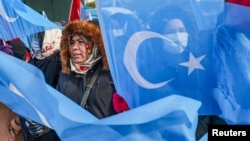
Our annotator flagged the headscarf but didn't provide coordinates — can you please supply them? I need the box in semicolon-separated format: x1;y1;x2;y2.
60;20;109;74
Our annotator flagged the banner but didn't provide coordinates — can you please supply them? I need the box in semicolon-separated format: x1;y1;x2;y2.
0;51;200;140
69;0;82;21
0;0;60;40
96;0;250;124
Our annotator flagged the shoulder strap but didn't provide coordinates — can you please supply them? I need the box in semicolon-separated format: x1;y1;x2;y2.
80;66;101;108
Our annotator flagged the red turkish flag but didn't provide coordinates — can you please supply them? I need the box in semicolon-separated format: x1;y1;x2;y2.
227;0;250;7
69;0;82;21
226;0;250;30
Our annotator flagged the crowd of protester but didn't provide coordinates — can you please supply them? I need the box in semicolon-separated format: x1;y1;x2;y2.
2;0;246;140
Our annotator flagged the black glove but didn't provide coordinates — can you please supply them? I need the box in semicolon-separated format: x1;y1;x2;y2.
25;119;51;137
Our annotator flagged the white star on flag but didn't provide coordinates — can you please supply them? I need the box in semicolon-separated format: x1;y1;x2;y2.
179;53;206;75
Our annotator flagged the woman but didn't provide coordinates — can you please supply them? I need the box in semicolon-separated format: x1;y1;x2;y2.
57;20;129;119
22;20;129;140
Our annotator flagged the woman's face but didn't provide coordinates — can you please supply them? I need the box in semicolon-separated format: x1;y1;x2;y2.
69;35;91;64
162;19;189;54
164;19;186;34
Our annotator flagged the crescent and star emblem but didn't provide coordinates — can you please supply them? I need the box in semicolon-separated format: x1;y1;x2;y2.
0;1;19;22
124;31;206;89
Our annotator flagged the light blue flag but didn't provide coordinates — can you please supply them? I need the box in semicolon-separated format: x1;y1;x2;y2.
189;0;224;31
211;1;250;124
61;94;201;141
198;133;208;141
0;51;201;140
213;20;250;123
96;0;250;125
0;51;98;136
96;0;220;115
81;5;98;21
0;0;60;40
224;0;250;31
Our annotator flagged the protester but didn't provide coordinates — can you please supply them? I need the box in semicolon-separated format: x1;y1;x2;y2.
150;5;227;140
18;29;62;141
29;28;62;88
57;20;129;118
0;103;24;141
7;38;32;62
150;4;197;54
0;40;24;141
19;20;129;140
148;5;197;90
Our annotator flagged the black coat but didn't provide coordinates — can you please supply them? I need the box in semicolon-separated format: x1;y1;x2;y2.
29;51;61;88
56;64;117;119
20;52;61;141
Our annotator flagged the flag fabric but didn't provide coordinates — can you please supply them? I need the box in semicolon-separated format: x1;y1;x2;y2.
80;5;88;20
0;0;60;41
224;0;250;31
61;94;200;141
0;51;201;140
198;133;208;141
69;0;82;21
96;0;250;125
189;0;224;30
213;16;250;124
0;51;97;134
212;0;250;124
2;0;250;140
80;5;98;21
96;0;219;113
227;0;250;6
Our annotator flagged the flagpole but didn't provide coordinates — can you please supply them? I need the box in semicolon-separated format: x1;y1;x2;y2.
68;0;74;21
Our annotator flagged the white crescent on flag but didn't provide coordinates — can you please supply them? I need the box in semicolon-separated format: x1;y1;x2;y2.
124;31;174;89
0;2;18;22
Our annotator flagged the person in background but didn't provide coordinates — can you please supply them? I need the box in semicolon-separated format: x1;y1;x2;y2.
18;29;62;141
7;38;31;62
150;4;227;140
29;28;62;88
0;39;24;141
